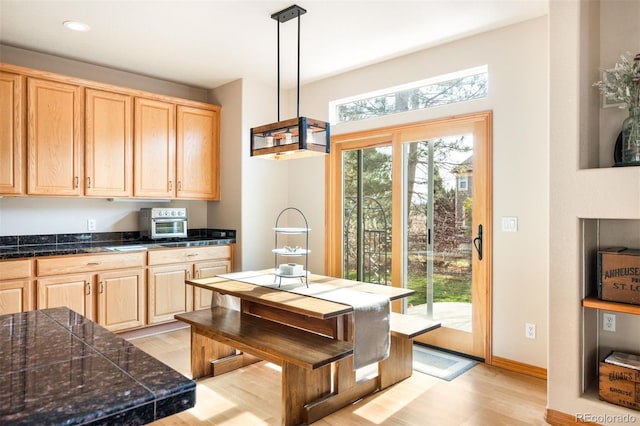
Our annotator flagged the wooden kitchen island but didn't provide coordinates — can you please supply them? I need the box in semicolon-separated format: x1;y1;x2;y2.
176;271;440;425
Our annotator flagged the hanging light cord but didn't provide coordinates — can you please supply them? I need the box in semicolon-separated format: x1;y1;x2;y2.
277;20;281;122
296;11;301;118
275;9;303;121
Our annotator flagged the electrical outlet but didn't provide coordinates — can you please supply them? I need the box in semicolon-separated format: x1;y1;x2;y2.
87;219;96;231
525;323;536;339
603;313;616;332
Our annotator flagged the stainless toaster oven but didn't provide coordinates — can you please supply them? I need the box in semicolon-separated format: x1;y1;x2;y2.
140;208;187;239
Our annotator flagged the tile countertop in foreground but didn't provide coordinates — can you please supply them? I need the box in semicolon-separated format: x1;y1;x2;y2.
0;307;196;425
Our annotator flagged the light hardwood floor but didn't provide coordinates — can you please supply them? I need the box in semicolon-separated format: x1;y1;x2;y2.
130;327;548;425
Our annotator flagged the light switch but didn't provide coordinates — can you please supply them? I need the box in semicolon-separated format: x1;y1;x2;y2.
502;216;518;232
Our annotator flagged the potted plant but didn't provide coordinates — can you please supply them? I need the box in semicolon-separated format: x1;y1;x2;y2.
594;52;640;166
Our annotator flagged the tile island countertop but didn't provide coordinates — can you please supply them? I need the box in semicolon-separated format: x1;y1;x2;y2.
0;307;195;425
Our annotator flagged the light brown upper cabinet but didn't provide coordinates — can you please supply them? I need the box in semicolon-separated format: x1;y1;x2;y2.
176;105;220;200
134;97;176;198
85;88;133;197
1;63;221;200
135;99;221;200
27;77;83;196
0;71;25;195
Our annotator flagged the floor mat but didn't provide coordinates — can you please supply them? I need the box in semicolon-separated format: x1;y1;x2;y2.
413;345;476;381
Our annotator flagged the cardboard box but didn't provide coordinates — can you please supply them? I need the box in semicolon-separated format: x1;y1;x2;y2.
597;248;640;305
599;354;640;411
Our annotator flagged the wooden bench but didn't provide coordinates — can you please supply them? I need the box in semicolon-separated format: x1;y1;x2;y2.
304;312;441;424
379;312;441;389
175;307;353;426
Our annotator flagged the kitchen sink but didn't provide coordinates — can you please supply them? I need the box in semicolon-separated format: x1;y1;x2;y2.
105;245;148;252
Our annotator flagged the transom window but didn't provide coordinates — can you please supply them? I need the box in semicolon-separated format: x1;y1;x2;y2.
330;65;488;124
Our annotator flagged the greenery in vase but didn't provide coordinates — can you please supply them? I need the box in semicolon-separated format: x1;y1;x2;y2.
593;52;640;107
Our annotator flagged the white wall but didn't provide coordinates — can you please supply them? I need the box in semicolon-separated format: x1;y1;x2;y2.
288;17;549;368
548;0;640;421
208;79;244;269
0;45;209;101
0;197;207;236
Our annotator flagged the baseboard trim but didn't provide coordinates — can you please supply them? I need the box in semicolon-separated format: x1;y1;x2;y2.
491;356;547;380
545;408;600;425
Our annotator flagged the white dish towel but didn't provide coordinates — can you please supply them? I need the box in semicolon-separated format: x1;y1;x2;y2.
292;284;391;370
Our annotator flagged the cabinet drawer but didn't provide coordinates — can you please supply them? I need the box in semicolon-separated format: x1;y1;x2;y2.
148;245;231;265
37;252;146;276
0;259;33;280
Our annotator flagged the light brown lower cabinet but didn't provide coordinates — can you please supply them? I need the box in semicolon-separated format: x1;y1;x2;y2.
37;273;95;320
192;260;231;311
147;245;233;324
97;269;145;332
147;264;193;324
5;244;233;330
36;252;146;330
0;259;33;315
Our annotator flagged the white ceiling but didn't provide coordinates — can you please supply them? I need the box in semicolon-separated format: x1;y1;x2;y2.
0;0;548;90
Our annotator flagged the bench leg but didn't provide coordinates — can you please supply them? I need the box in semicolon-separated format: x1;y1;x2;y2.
190;327;236;379
379;334;413;389
281;361;331;426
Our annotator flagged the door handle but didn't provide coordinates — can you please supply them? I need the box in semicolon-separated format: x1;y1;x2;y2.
473;224;483;261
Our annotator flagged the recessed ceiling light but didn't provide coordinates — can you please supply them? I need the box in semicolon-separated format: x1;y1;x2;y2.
63;20;90;32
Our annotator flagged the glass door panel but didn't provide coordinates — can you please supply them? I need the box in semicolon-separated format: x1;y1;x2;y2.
342;146;393;284
403;135;474;333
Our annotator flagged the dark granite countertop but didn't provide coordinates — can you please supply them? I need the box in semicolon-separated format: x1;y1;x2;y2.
0;229;236;260
0;307;195;425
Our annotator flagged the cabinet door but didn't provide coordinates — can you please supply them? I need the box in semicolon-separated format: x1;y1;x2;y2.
176;105;220;200
85;89;132;197
27;78;83;196
0;279;32;315
0;71;25;195
37;273;94;320
97;269;145;332
134;98;175;198
147;264;192;324
192;260;231;311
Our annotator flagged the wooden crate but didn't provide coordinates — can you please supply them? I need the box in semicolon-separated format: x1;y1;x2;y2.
599;361;640;411
597;248;640;305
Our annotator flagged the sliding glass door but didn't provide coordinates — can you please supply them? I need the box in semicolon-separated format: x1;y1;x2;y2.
327;113;492;359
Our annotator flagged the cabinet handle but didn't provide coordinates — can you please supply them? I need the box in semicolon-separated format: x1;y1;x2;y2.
87;262;101;266
75;176;79;189
178;181;182;191
186;271;191;280
87;177;91;189
99;281;104;294
196;271;201;279
86;282;91;295
187;253;198;257
169;180;173;191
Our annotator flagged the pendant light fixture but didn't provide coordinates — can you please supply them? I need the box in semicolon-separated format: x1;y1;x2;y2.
250;4;330;159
